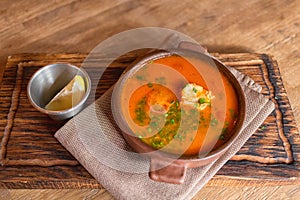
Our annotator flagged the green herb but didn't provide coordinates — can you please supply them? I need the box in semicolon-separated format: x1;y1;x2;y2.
147;82;153;88
199;98;206;104
136;75;145;81
155;77;166;85
174;134;183;141
150;121;158;128
219;134;225;140
190;109;197;115
224;121;229;127
138;135;143;139
178;134;183;140
229;108;236;119
148;60;154;64
260;125;267;130
200;115;205;122
134;97;149;125
210;117;218;126
219;127;227;140
170;118;175;124
142;98;183;150
192;87;198;93
151;139;164;148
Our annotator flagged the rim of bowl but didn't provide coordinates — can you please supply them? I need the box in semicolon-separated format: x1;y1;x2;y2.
27;63;91;116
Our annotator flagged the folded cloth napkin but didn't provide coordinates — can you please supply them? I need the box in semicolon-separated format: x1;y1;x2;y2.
55;67;274;200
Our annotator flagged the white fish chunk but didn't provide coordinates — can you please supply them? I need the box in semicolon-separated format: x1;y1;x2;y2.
181;83;214;110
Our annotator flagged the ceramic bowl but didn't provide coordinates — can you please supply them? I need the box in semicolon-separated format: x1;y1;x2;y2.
111;46;246;184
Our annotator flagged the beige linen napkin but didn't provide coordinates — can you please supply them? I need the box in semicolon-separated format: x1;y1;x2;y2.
55;67;274;200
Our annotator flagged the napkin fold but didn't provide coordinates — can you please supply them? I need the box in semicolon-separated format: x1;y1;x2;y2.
55;66;274;200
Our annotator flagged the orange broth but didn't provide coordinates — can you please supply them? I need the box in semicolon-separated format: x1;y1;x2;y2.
121;55;239;156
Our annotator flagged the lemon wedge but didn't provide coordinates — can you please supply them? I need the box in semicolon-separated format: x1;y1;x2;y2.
45;75;86;111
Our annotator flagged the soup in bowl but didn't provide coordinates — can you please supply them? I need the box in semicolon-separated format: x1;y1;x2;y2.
111;48;245;184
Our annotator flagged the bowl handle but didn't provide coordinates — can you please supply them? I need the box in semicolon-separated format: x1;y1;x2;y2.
178;41;208;54
149;157;187;184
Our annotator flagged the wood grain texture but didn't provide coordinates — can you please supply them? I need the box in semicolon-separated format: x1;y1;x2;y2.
0;0;299;199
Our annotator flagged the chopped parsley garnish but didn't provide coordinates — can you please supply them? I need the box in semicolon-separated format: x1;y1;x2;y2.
170;118;175;124
134;97;149;125
219;127;228;140
199;98;206;104
210;117;218;127
155;77;166;85
219;134;225;140
229;108;237;119
175;101;179;108
136;75;145;81
260;125;267;130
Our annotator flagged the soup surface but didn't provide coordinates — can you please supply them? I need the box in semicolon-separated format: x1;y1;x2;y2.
121;54;239;156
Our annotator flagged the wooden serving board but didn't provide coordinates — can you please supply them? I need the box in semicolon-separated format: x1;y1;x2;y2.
0;52;299;189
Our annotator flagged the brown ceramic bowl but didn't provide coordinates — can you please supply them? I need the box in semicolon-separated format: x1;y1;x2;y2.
111;44;246;184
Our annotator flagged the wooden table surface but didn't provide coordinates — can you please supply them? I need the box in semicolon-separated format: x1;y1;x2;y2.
0;0;299;199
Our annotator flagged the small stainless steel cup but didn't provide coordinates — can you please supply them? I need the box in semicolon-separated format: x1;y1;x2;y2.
27;63;91;120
